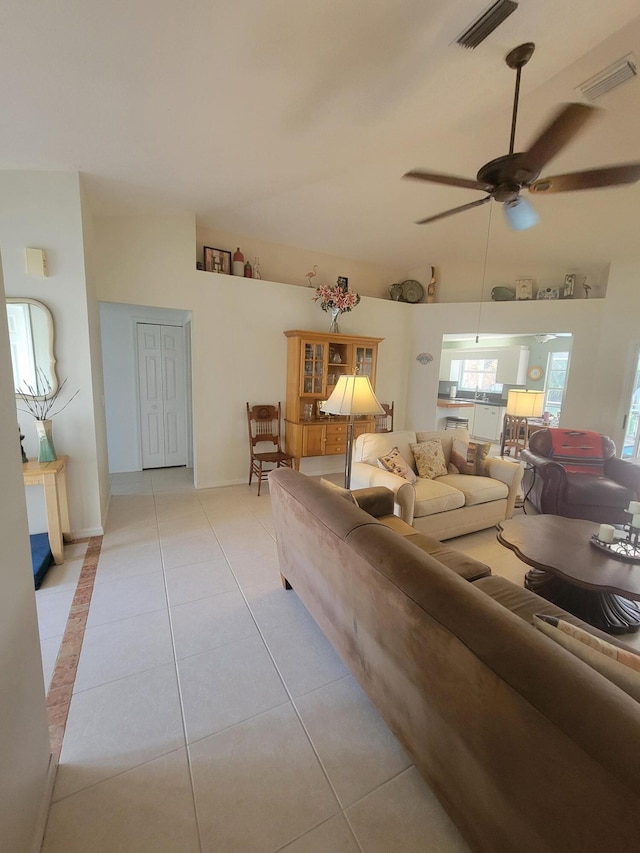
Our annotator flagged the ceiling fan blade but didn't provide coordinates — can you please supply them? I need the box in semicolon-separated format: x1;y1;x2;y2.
404;170;491;192
415;196;490;225
530;162;640;193
520;103;598;175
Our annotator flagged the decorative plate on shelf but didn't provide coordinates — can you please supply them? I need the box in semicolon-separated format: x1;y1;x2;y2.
528;365;544;381
401;279;424;303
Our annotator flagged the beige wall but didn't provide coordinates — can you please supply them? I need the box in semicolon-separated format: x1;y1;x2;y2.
196;224;405;300
1;171;108;537
0;255;53;853
97;215;410;485
99;210;640;483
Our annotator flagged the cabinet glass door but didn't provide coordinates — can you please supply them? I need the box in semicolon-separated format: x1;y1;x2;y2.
302;342;326;395
355;346;374;378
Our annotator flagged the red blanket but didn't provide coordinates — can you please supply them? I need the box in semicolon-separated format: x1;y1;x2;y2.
549;429;605;474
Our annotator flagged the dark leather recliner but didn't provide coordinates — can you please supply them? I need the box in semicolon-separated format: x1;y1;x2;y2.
521;428;640;524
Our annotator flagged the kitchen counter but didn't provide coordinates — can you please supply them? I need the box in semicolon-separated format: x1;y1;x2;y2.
437;398;475;409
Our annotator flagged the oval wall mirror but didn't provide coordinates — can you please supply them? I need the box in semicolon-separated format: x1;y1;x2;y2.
6;298;58;397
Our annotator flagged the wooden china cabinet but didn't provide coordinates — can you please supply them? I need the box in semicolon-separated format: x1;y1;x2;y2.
284;329;383;467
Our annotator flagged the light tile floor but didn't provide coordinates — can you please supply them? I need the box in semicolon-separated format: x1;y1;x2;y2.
35;467;552;852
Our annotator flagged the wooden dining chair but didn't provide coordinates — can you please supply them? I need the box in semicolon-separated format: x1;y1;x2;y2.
374;402;394;433
246;402;294;495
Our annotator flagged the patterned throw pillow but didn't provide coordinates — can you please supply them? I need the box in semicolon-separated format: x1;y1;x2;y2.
377;447;417;483
410;440;447;480
534;614;640;702
448;438;492;476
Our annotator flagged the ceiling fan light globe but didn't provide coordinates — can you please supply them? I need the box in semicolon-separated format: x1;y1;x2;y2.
503;197;539;230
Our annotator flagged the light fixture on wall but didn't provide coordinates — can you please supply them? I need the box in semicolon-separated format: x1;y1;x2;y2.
321;375;384;489
534;334;557;344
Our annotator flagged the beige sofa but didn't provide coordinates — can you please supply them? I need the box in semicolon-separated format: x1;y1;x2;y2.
269;468;640;853
350;428;523;539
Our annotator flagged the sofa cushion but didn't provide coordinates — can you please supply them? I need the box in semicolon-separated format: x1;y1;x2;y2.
378;447;417;483
404;531;491;581
411;439;448;480
448;438;491;476
436;473;508;506
319;478;358;505
413;477;465;517
565;473;634;509
356;431;417;469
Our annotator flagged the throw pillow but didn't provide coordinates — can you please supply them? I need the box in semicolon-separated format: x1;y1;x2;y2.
377;447;417;484
534;614;640;703
319;478;359;505
448;438;491;476
410;439;447;480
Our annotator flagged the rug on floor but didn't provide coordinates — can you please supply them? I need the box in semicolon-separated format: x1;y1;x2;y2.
31;532;53;589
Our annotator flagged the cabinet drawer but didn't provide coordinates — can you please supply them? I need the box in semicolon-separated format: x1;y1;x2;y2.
326;423;348;438
325;441;347;455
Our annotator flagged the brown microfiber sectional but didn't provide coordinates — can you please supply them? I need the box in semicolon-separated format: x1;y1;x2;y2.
269;467;640;853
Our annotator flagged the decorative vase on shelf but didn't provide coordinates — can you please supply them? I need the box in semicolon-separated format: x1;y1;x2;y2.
35;419;57;463
329;307;341;333
232;247;245;276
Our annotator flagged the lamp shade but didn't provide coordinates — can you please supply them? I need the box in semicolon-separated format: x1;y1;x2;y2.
506;389;545;418
503;196;539;231
321;375;384;416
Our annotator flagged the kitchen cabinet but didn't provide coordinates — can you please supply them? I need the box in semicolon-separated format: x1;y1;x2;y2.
495;347;529;384
472;404;506;442
284;330;383;466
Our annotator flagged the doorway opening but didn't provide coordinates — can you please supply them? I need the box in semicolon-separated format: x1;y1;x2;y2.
99;302;193;475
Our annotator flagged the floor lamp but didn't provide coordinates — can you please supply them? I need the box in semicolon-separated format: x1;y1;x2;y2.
321;375;384;489
501;389;545;457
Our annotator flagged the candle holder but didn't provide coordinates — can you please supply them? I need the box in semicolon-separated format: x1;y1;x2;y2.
590;511;640;563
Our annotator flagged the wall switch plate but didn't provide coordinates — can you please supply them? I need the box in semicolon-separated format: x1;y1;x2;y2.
25;247;47;276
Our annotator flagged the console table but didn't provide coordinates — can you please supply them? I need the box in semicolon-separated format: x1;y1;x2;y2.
22;456;70;564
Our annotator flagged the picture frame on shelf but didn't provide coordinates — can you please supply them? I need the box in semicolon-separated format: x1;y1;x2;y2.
515;279;534;300
563;274;576;298
204;247;231;274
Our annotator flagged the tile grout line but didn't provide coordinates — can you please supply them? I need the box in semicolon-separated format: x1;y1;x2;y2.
46;535;103;761
152;473;205;853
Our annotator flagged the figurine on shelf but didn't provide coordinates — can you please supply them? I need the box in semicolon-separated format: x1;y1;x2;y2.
426;266;436;303
253;257;261;280
305;265;318;287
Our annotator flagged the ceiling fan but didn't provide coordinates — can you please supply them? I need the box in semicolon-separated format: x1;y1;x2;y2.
404;43;640;230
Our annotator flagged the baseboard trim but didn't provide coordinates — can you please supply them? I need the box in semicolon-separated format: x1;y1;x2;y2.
30;752;57;853
71;525;104;538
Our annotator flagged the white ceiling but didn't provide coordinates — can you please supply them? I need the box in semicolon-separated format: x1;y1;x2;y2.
2;1;640;271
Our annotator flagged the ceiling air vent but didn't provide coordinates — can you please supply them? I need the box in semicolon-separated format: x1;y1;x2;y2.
576;54;637;102
456;0;518;49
